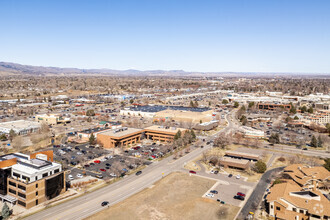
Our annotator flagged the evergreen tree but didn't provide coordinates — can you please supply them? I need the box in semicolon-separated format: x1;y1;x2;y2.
174;130;182;140
234;102;239;108
190;129;196;140
254;160;267;173
1;202;10;220
307;107;314;114
89;133;96;145
317;136;323;148
324;158;330;171
222;99;229;104
9;129;16;142
310;135;317;148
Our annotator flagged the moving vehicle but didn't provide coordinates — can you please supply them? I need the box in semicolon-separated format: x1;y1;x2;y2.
228;174;233;178
189;170;196;174
136;171;142;176
101;201;109;206
210;190;218;194
236;174;241;179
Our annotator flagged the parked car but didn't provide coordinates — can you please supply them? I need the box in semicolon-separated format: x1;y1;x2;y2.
189;170;196;174
228;174;233;178
214;170;219;174
136;171;142;176
237;192;246;197
234;195;245;200
236;174;241;179
77;174;83;178
206;193;214;198
95;174;103;179
210;190;218;194
68;175;74;180
100;169;106;172
94;160;101;164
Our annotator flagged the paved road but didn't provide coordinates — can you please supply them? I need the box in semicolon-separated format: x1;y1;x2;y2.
237;166;285;219
24;142;216;220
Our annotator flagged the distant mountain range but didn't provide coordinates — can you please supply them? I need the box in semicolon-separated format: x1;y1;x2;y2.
0;61;329;77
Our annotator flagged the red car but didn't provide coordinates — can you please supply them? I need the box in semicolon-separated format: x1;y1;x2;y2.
237;192;246;197
94;160;101;164
100;169;106;172
189;170;196;174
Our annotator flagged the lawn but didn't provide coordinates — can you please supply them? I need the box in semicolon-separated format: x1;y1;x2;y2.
86;172;239;220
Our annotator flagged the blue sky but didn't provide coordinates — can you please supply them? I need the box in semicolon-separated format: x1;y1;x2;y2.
0;0;329;73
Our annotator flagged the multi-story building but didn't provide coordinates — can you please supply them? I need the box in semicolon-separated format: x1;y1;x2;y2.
97;127;143;148
144;126;186;143
0;151;65;209
257;103;291;111
266;164;330;220
306;110;330;126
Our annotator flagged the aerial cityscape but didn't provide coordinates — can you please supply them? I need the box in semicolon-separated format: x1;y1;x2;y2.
0;1;329;220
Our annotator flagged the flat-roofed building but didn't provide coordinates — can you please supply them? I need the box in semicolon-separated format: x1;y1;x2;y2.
225;150;260;161
76;127;112;142
0;151;65;209
35;114;71;125
144;125;186;143
0;120;41;135
239;126;265;138
97;127;143;148
257;103;291;111
219;157;251;170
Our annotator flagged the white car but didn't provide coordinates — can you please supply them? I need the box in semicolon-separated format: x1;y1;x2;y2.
77;174;83;178
77;152;82;155
68;175;74;180
206;193;214;198
210;170;215;174
236;174;241;179
100;158;107;162
110;173;117;177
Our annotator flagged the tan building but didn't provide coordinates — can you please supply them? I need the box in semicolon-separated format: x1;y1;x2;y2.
224;150;260;161
97;127;143;148
0;151;65;209
283;164;330;190
144;126;186;143
219;157;251;170
266;180;330;220
35;114;71;125
154;109;214;123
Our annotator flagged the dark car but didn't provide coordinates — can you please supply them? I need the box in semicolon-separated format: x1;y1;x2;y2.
136;171;142;176
84;164;90;168
210;190;218;194
89;162;95;166
75;147;80;150
234;195;245;201
228;174;233;178
214;170;219;174
303;148;308;150
89;145;95;149
189;170;196;174
71;161;77;165
101;201;109;206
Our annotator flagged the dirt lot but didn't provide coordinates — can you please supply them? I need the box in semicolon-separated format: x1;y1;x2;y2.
86;172;239;220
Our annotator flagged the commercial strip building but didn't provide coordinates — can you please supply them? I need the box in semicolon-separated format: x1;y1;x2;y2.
224;151;260;161
0;151;65;209
194;120;219;131
0;120;41;135
257;103;291;111
120;105;214;123
266;165;330;220
97;127;143;148
239;126;265;138
35;114;71;125
76;127;112;142
219;157;251;170
144;126;186;143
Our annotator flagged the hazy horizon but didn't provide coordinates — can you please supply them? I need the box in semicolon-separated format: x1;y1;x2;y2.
1;0;330;73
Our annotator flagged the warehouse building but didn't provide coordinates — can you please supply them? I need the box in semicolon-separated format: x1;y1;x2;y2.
0;120;41;135
0;150;65;209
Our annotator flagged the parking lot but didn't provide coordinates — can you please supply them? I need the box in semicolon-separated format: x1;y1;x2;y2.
203;181;251;207
52;143;169;182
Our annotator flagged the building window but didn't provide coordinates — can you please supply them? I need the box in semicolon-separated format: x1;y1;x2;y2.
18;200;26;207
9;181;16;187
300;210;304;214
271;205;273;209
54;169;59;174
276;207;281;211
18;184;26;190
36;191;38;196
36;199;38;205
13;172;20;178
293;208;297;212
36;183;38;188
18;192;26;199
42;173;48;178
9;188;16;195
21;175;30;182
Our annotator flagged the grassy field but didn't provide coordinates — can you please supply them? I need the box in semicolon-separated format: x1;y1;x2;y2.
86;172;239;220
